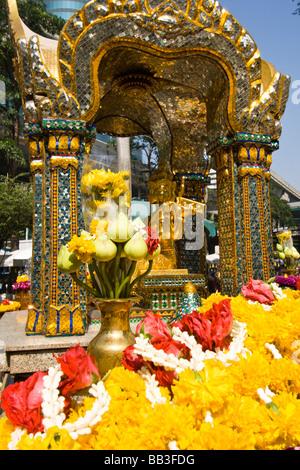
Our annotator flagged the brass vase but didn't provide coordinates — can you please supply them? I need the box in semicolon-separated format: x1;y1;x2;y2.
87;297;140;377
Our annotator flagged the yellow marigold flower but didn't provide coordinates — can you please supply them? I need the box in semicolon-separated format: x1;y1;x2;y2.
172;362;234;418
104;367;147;400
68;234;96;264
227;351;271;398
0;418;15;450
196;421;254;450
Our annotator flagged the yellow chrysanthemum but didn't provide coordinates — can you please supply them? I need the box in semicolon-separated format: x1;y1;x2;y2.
68;234;96;264
172;362;234;418
81;169;129;199
0;418;15;450
89;219;109;237
276;231;291;243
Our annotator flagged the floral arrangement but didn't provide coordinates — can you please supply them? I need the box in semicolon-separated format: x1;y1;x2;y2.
274;231;300;274
2;280;300;450
0;299;21;313
12;275;31;291
58;168;161;299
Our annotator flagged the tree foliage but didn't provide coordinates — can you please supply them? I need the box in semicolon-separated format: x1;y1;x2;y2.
0;177;33;250
270;192;294;230
0;0;64;245
0;0;65;179
293;0;300;15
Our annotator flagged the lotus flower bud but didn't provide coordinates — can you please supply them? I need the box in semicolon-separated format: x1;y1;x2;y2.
123;232;148;261
292;248;300;260
146;244;161;260
284;247;293;257
276;244;283;252
94;234;117;261
57;245;82;273
278;252;286;260
107;213;135;242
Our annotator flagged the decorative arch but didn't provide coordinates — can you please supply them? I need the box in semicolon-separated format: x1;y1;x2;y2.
5;0;291;331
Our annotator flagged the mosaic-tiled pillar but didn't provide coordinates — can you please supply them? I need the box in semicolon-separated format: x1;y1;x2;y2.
25;124;47;332
212;134;277;296
235;141;275;283
25;119;96;335
212;145;245;296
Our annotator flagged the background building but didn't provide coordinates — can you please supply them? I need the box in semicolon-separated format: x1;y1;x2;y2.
44;0;88;21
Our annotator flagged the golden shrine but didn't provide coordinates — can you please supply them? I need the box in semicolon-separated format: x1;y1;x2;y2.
5;0;290;334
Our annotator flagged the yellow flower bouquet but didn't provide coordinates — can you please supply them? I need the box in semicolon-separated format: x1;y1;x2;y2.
57;169;161;299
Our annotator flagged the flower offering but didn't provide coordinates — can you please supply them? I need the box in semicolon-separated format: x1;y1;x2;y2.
2;285;300;450
58;169;160;299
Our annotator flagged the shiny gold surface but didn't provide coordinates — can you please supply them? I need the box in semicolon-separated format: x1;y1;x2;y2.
183;282;198;294
88;298;139;377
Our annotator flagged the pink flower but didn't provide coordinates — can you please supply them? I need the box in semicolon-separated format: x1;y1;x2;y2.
1;371;46;434
241;279;275;305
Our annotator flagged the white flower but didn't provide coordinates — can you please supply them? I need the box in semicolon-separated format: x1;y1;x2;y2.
168;440;179;450
265;343;282;359
42;365;65;432
64;381;111;440
133;335;190;373
205;411;214;427
138;368;167;406
8;427;26;450
257;387;274;404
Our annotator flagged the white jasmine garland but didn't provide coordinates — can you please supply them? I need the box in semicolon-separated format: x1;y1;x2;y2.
42;365;66;432
205;411;214;427
257;386;275;405
270;283;287;300
64;381;111;440
138;367;167;406
168;440;179;450
133;335;191;373
8;427;26;450
171;320;249;370
265;343;283;359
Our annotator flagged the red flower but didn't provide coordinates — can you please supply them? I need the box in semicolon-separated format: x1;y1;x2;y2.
136;311;172;344
1;371;46;434
122;345;143;372
297;276;300;291
2;299;11;305
206;299;233;350
241;279;275;305
173;299;233;352
173;313;213;351
54;345;100;397
148;364;177;390
145;227;160;255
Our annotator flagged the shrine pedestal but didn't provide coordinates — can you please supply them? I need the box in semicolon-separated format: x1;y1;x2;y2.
134;270;208;315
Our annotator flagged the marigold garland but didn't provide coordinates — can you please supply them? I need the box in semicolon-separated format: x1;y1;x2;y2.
1;289;300;450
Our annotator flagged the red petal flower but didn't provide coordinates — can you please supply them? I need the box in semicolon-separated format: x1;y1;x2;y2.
1;371;46;434
136;311;172;344
145;227;160;255
54;344;100;396
122;345;143;372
